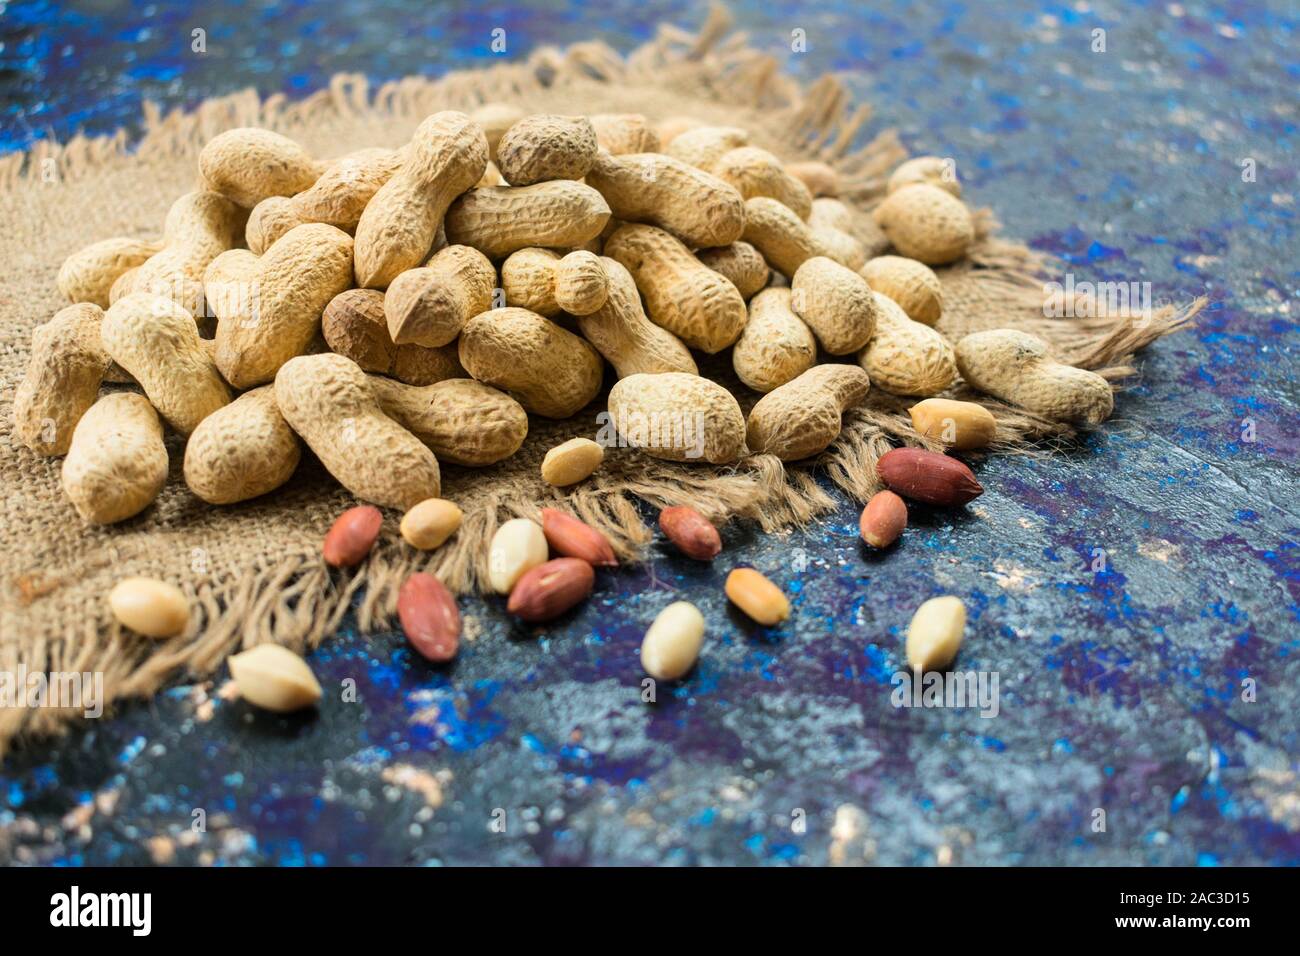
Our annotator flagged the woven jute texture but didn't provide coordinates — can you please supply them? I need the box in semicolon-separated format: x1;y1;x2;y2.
0;7;1201;755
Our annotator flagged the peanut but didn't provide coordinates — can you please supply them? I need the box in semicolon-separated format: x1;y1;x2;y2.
665;125;748;169
876;447;983;507
732;288;816;393
860;255;943;326
588;113;661;155
541;438;605;487
641;601;705;681
274;354;441;509
888;156;961;197
458;307;603;418
857;291;957;397
607;372;747;464
108;266;139;305
322;289;465;385
62;392;168;524
227;644;323;712
507;557;595;623
905;595;967;671
659;506;722;560
746;364;870;461
955;329;1114;425
786;160;839;198
707;146;813;219
655;115;705;146
725;568;790;625
585;151;746;249
496;114;598;185
741;196;834;278
540;508;616;567
132;190;244;316
384;244;496;346
398;573;462;663
13;304;110;456
322;505;383;568
501;248;609;317
791;256;879;355
57;236;162;308
807;199;869;270
354;111;488;288
697;241;769;300
574;256;697;377
108;578;190;638
199;127;320;208
471;103;525;162
245;147;403;253
183;386;301;504
400;498;463;550
859;490;907;548
367;376;528;466
487;518;549;594
604;223;746;353
207;222;355;388
101;293;231;435
445;179;610;259
872;183;974;265
908;398;997;450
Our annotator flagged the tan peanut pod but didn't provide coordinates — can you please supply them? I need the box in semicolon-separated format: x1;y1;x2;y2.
13;304;110;456
604;223;746;354
665;125;749;169
741;196;835;278
576;257;698;378
861;255;943;326
501;248;608;316
322;289;465;385
458;307;604;418
62;392;168;525
108;266;139;305
496;114;598;186
697;241;769;300
732;289;816;393
746;364;871;461
955;329;1114;425
384;245;495;347
471;103;526;162
607;373;746;465
207;222;355;389
888;156;961;197
275;353;441;509
707;147;813;220
857;291;957;397
102;293;231;435
444;181;611;259
786;160;839;198
354;111;488;288
585;151;745;250
57;237;162;308
132;190;244;317
199;128;320;208
872;184;974;265
245;147;404;254
368;376;528;467
810;198;882;248
790;256;879;355
656;115;706;146
588;113;661;155
183;386;302;504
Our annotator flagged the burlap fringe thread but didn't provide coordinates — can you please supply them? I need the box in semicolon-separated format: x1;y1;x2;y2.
0;4;1203;754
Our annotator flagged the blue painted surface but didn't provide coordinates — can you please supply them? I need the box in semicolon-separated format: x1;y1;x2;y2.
1;0;1298;865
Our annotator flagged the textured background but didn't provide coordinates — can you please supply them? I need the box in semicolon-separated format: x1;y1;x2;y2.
0;0;1297;865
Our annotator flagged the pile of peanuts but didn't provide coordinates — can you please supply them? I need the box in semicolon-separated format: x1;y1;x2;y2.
16;106;1118;712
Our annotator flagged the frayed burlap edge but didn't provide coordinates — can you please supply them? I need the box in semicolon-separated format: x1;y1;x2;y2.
0;4;1202;755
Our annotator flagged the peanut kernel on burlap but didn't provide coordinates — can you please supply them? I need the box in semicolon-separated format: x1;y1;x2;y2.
0;10;1201;754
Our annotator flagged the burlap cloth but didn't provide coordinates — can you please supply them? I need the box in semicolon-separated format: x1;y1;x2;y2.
0;8;1200;755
